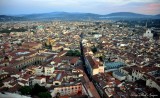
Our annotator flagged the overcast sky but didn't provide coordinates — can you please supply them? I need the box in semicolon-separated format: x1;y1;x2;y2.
0;0;160;15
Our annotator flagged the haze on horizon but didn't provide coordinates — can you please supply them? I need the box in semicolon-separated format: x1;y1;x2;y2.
0;0;160;15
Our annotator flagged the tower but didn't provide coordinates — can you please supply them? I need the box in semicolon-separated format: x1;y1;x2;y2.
145;22;148;28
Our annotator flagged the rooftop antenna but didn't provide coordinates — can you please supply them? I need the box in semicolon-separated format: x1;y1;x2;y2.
145;21;148;29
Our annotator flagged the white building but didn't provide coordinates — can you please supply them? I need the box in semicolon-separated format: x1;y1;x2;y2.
32;76;46;86
53;72;64;86
35;66;43;76
51;84;83;97
85;56;104;75
120;66;160;92
44;66;54;76
94;34;102;38
143;29;153;39
34;65;55;76
112;71;126;81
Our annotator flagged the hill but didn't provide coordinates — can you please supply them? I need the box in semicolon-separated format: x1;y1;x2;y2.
0;15;25;21
0;12;160;21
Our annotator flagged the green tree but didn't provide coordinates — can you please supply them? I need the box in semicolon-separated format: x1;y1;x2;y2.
31;84;47;96
66;50;73;56
91;47;97;53
74;50;81;56
38;92;52;98
66;50;81;57
19;86;32;95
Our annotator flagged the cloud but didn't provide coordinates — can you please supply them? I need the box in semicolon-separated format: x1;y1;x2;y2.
0;0;160;15
98;0;160;6
136;3;160;15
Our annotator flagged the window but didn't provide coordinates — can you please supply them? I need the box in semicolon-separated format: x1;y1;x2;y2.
55;83;59;85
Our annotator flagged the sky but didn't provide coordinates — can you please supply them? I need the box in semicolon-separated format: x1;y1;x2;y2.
0;0;160;15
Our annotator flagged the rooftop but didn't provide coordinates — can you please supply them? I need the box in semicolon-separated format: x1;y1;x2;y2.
113;71;125;77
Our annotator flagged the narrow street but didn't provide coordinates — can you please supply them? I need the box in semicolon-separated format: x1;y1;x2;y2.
79;33;102;98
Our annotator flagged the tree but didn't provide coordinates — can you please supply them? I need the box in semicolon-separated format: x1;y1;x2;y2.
38;92;52;98
31;83;47;96
66;50;81;57
19;86;32;95
91;47;97;53
74;50;81;56
66;50;73;56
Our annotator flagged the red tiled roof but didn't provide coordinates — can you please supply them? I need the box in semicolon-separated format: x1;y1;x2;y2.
21;74;31;80
86;56;99;69
60;96;69;98
8;84;21;93
57;50;67;57
2;77;16;83
52;57;61;63
70;57;79;64
0;66;18;74
35;76;45;80
54;70;65;81
18;80;28;84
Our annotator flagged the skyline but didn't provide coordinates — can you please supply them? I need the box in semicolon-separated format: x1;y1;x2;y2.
0;0;160;15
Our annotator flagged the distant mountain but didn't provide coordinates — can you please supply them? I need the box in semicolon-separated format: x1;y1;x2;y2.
101;12;160;20
0;12;160;21
22;12;99;20
102;12;155;19
155;14;160;17
22;12;68;19
106;12;146;16
0;15;25;21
